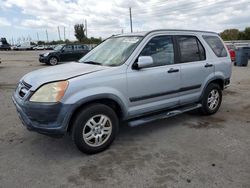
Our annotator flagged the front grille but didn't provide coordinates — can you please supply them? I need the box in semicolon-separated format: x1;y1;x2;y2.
17;81;32;98
22;81;32;89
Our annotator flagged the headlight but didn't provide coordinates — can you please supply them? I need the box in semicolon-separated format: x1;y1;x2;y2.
30;81;68;102
43;52;50;56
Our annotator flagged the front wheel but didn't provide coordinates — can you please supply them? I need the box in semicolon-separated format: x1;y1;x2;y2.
200;83;222;115
72;104;119;154
48;56;58;65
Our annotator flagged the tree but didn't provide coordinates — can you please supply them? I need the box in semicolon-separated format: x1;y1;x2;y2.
220;29;239;40
243;27;250;40
238;31;246;40
74;24;86;42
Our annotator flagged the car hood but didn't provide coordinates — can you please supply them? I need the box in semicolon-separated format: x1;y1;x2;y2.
22;62;108;90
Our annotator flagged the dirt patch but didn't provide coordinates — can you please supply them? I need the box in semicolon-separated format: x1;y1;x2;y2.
186;117;225;129
0;83;16;89
242;104;250;110
223;90;238;96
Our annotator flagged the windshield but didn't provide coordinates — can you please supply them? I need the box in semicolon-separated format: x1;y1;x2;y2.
79;36;142;66
54;44;64;51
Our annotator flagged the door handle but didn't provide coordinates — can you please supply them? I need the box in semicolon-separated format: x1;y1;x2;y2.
204;63;213;68
168;68;179;73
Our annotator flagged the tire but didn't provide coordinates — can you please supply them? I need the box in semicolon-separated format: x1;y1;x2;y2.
200;83;222;115
72;104;119;154
48;56;58;65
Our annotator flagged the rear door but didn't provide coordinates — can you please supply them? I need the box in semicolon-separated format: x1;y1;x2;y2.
176;35;214;105
60;45;74;61
127;35;181;116
74;45;89;60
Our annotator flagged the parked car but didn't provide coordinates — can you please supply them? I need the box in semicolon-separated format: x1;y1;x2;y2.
0;39;11;50
14;42;33;50
33;45;45;50
39;44;90;65
0;43;11;50
12;29;232;154
226;44;236;62
45;45;54;50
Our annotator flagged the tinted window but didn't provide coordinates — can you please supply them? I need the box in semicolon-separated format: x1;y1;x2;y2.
140;36;174;67
64;45;74;51
177;36;205;63
203;35;227;57
75;45;88;50
197;40;206;60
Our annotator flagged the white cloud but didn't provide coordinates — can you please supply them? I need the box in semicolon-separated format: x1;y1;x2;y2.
1;0;250;40
0;17;11;26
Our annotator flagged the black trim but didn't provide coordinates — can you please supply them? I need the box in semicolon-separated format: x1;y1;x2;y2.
129;84;201;102
175;35;207;64
132;35;176;69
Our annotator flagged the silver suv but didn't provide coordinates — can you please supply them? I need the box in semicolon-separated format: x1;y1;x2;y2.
12;30;232;154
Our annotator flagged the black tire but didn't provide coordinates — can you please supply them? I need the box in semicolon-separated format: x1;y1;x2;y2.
200;83;222;115
72;104;119;154
48;56;58;65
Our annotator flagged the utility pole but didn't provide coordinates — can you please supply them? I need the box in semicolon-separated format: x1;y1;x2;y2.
85;19;88;38
64;27;66;41
57;26;61;41
46;29;49;42
129;7;133;33
37;32;39;41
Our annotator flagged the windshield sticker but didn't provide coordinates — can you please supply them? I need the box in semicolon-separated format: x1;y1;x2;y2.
122;38;140;43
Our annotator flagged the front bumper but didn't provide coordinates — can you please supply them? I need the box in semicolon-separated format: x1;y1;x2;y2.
39;56;49;63
12;92;72;136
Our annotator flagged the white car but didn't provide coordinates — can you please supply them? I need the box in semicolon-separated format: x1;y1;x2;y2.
33;45;45;50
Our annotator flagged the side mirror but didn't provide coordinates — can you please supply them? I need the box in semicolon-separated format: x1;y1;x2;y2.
136;56;154;69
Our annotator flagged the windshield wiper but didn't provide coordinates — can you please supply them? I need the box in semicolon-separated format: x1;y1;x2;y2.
83;61;102;65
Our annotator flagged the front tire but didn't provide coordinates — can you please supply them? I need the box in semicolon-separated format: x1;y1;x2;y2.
200;83;222;115
72;104;119;154
48;56;58;65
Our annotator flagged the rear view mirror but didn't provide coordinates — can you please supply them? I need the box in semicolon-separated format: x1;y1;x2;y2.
136;56;154;69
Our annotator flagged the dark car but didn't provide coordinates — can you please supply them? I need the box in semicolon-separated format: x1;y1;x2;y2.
0;38;11;50
39;44;90;65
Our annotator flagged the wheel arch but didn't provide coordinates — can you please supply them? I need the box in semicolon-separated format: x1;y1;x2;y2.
66;95;127;132
199;77;225;101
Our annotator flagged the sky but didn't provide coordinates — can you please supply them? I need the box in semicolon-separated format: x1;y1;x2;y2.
0;0;249;44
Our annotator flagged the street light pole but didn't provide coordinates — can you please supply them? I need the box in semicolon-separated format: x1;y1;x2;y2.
129;7;133;33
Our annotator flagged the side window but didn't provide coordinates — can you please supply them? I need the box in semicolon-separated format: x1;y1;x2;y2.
177;36;205;63
139;35;174;67
203;35;227;57
197;40;206;60
64;45;74;51
75;45;83;50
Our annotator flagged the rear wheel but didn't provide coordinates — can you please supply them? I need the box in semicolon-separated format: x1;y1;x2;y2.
72;104;119;154
48;56;58;65
200;83;222;115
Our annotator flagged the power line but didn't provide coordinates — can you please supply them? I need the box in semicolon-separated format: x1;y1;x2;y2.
131;0;239;22
132;0;230;16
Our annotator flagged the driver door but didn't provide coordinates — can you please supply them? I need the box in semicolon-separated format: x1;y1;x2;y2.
126;35;181;117
60;45;74;61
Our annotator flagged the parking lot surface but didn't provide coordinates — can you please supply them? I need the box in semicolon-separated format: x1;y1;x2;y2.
0;51;250;188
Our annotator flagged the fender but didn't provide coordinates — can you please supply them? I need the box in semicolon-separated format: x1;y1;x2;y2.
199;75;225;101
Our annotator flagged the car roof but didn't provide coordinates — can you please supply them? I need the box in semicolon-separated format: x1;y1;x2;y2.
116;29;218;37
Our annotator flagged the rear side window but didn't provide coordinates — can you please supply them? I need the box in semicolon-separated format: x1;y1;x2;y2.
177;36;206;63
75;45;88;50
140;35;174;67
64;45;74;51
203;35;227;57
